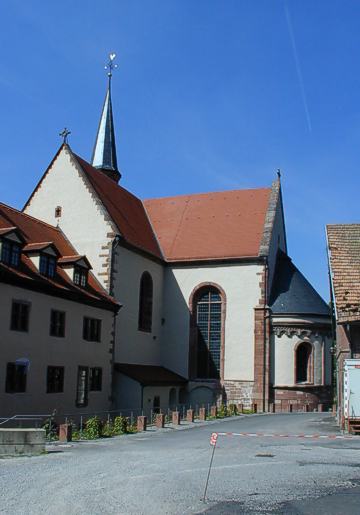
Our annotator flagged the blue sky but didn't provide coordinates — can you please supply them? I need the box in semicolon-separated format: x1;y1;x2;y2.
1;0;359;299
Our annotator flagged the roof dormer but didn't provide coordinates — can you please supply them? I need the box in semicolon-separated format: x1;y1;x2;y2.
0;227;25;268
58;255;92;287
23;242;60;279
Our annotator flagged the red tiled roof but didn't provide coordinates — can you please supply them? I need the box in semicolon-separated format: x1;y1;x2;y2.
143;188;271;261
327;224;360;323
74;155;163;260
23;242;57;253
58;255;92;268
0;203;118;311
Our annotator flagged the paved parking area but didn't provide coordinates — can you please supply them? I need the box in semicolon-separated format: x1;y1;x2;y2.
1;413;360;514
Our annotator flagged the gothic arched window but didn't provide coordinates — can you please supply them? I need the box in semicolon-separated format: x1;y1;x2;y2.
295;342;313;384
193;287;223;379
138;272;153;332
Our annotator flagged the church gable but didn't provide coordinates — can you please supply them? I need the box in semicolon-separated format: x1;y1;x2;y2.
23;145;118;289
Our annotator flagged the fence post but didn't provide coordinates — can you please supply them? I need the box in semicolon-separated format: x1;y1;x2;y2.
187;409;195;423
80;416;83;437
137;416;147;432
199;407;206;421
172;411;181;425
210;405;217;418
155;413;165;428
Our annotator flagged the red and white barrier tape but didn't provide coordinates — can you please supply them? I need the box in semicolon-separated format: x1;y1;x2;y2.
210;431;354;444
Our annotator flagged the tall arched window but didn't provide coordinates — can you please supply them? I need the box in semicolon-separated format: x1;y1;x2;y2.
192;286;223;379
138;272;153;332
295;342;313;384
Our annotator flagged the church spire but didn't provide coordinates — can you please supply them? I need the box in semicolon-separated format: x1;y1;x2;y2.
91;53;121;183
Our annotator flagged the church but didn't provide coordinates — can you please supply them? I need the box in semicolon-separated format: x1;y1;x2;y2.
23;58;333;414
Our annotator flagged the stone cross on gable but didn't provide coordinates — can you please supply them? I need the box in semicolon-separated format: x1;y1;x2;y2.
59;128;71;144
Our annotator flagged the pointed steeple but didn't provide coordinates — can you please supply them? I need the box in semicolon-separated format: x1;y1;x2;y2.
91;53;121;183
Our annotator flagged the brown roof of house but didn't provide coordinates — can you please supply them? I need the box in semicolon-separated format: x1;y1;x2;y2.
115;363;187;386
74;154;164;260
0;203;119;311
327;224;360;323
143;188;271;261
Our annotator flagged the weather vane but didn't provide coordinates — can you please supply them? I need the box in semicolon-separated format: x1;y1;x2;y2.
105;52;117;78
59;127;71;144
277;168;281;179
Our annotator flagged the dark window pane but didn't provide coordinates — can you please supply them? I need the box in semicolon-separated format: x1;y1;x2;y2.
83;317;101;342
5;362;27;393
50;310;65;337
138;272;153;332
47;366;64;393
89;368;102;391
195;288;222;379
11;301;29;332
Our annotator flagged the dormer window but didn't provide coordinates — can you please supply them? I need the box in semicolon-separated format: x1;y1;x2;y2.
0;227;24;268
1;240;21;267
74;266;88;287
39;254;57;278
58;255;92;288
23;242;59;278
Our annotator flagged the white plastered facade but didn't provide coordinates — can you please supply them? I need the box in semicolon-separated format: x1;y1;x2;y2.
0;283;114;418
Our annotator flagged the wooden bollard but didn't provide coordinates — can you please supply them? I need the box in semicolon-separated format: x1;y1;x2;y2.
137;415;147;432
305;404;310;412
332;403;337;415
59;423;72;442
270;403;275;413
288;403;293;413
172;411;180;425
155;413;165;428
237;403;244;413
252;403;257;413
187;409;194;422
199;407;206;421
318;403;323;412
210;405;217;418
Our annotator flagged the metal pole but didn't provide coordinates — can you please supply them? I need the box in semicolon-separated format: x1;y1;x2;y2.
202;439;218;502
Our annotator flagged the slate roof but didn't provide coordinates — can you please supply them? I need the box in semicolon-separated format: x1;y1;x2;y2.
326;224;360;323
115;363;187;386
0;203;119;311
143;188;271;261
269;251;330;316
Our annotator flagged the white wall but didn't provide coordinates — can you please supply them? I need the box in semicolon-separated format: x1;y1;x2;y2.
161;263;263;381
112;245;164;365
0;283;114;418
24;147;116;289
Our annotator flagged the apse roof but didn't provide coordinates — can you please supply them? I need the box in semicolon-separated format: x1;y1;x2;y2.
269;251;330;316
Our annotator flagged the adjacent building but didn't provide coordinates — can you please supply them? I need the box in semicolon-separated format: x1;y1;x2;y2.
0;203;119;418
327;224;360;428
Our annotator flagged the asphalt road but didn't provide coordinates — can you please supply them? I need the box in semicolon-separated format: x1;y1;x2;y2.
1;413;360;514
